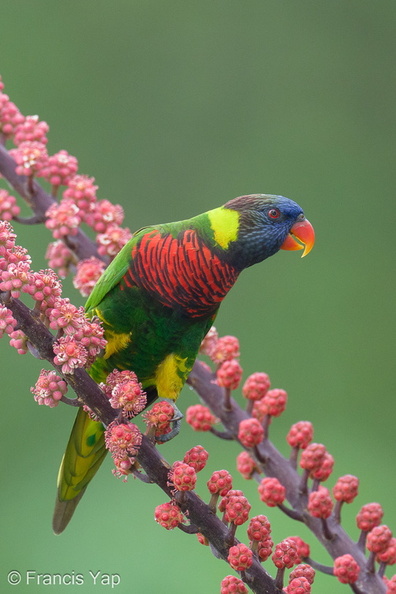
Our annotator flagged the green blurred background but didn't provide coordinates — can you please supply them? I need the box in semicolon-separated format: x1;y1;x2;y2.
1;2;395;592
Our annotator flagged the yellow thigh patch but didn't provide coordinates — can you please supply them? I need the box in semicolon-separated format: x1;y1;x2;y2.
154;353;190;400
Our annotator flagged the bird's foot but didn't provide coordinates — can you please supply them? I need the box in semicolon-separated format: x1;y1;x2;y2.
155;400;183;443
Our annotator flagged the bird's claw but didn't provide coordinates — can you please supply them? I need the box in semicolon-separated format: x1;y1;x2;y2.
155;401;184;443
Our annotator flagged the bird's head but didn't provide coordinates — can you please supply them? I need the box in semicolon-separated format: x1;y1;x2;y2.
221;194;315;270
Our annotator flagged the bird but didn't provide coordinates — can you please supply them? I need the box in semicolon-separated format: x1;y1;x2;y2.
52;193;315;534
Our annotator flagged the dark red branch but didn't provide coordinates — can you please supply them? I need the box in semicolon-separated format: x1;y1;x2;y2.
187;361;386;594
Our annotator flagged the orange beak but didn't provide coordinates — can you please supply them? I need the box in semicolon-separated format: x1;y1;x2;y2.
280;218;315;258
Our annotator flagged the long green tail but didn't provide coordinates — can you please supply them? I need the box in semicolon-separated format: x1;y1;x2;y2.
52;408;106;534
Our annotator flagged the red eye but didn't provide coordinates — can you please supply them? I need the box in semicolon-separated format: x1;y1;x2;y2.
268;208;280;219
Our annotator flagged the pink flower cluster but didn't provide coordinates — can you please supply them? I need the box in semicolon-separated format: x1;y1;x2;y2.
100;369;147;418
197;329;294;468
185;403;217;431
73;257;106;296
51;301;106;373
236;451;257;480
155;445;210;528
1;76;132;287
143;400;175;439
183;444;209;472
0;90;24;138
105;420;142;478
40;150;78;188
154;501;185;530
10;141;48;177
214;486;315;590
13;114;49;145
0;304;17;337
45;241;75;279
31;369;68;408
0;221;107;385
45;199;81;238
0;189;20;221
44;188;132;260
199;327;243;391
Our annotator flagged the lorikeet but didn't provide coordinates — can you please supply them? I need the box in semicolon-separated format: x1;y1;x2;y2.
52;194;315;533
